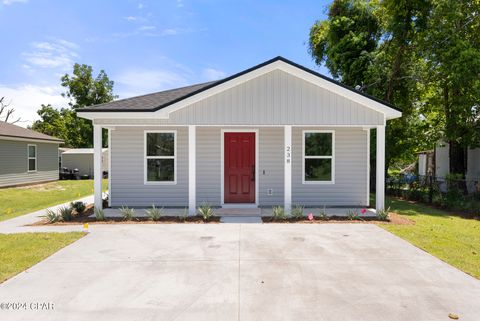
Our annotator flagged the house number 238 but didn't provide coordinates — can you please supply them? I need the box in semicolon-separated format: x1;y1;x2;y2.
285;146;291;164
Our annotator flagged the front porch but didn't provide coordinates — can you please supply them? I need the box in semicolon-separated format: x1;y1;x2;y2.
92;124;386;215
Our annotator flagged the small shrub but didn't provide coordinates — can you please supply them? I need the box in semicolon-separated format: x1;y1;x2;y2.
145;204;163;221
180;207;189;221
318;205;328;221
44;209;61;223
198;203;213;221
376;207;390;221
346;209;360;221
291;204;304;219
70;201;86;214
59;206;74;221
94;207;105;221
120;206;135;220
272;206;286;220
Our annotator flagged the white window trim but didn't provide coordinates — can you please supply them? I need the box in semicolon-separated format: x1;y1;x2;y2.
144;130;177;185
27;144;37;173
302;130;335;184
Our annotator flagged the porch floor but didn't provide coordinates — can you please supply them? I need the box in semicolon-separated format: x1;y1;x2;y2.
97;207;376;218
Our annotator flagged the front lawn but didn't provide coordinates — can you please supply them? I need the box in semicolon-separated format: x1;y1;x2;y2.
0;180;108;222
0;232;85;283
381;196;480;279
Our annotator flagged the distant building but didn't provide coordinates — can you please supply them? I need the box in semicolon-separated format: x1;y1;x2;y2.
61;148;108;178
0;122;63;187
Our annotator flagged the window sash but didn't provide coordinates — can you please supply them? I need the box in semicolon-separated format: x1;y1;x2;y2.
144;131;176;184
302;131;334;184
28;145;37;172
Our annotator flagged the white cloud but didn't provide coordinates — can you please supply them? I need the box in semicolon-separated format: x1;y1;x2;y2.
138;3;144;9
2;0;28;6
138;25;155;31
0;84;69;127
22;39;79;70
202;68;226;81
124;16;137;21
115;68;189;98
176;0;184;8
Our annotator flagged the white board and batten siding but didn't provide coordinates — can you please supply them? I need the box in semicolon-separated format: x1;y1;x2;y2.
95;69;385;127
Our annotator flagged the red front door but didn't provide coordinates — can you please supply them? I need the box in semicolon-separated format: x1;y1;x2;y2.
224;132;255;203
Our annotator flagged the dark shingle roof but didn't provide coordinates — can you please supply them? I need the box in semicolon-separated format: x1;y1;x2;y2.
80;56;401;113
0;122;63;143
81;81;218;112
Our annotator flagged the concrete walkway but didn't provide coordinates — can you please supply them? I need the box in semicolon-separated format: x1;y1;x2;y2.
0;224;479;321
0;195;93;234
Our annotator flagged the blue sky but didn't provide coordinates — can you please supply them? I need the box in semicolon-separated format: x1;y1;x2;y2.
0;0;330;126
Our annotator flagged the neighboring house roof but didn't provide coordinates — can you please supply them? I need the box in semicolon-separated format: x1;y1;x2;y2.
79;56;402;115
62;148;108;154
0;121;63;143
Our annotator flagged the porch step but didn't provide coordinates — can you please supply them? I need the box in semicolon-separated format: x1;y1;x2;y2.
215;208;261;216
220;216;263;224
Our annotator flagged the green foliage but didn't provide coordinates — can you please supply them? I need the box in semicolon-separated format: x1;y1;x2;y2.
376;207;390;221
272;206;286;220
180;207;189;221
308;0;480;171
58;206;74;222
291;204;304;219
145;204;163;221
198;203;213;221
318;206;328;220
120;206;135;220
346;209;360;220
94;207;105;221
44;209;61;223
70;201;86;214
31;64;117;148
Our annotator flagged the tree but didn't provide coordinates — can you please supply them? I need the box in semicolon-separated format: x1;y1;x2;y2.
0;97;21;123
420;0;480;179
33;64;117;147
309;0;434;173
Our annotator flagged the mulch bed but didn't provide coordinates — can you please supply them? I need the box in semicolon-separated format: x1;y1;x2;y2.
29;204;220;225
262;212;414;225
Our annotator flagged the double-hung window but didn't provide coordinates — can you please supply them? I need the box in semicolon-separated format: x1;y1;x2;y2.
28;144;37;172
145;131;176;184
302;131;334;184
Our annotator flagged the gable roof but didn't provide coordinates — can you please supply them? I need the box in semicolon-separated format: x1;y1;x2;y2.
79;56;402;118
0;122;63;143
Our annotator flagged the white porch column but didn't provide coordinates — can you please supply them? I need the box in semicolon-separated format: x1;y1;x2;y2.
376;125;385;211
93;124;103;210
284;125;292;213
188;125;196;215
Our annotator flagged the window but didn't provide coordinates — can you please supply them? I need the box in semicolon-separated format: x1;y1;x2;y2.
145;131;176;183
302;131;334;183
28;144;37;172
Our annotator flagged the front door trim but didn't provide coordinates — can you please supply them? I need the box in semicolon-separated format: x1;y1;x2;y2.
221;129;259;206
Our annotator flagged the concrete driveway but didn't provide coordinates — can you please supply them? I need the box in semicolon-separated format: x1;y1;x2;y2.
0;223;479;321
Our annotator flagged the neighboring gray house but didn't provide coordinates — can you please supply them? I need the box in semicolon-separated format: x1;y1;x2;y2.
78;57;402;213
61;148;108;177
0;122;63;187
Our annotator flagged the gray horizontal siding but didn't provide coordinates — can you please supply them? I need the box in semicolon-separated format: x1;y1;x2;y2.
0;139;59;187
258;127;284;206
95;69;384;127
110;127;188;207
196;127;221;206
292;127;368;206
110;126;369;207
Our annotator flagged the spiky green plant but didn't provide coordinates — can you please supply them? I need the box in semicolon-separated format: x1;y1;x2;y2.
120;206;135;220
145;204;163;221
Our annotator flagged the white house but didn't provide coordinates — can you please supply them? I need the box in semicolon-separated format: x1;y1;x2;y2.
61;148;108;177
78;57;402;214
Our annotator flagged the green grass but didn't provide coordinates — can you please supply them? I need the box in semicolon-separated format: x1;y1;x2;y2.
0;179;108;222
0;232;85;283
381;196;480;279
